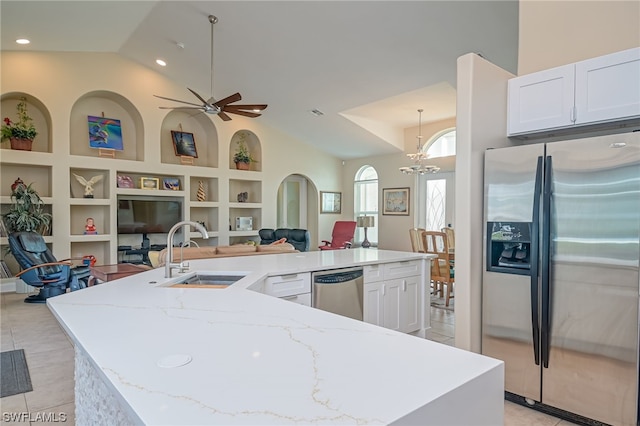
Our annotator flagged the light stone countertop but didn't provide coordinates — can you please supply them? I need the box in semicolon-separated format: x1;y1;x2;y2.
48;249;504;425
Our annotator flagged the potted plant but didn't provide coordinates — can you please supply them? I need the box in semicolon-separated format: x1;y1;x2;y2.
233;133;257;170
2;179;51;235
1;97;38;151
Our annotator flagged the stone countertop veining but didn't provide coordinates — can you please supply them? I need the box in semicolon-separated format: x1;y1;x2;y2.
47;249;503;425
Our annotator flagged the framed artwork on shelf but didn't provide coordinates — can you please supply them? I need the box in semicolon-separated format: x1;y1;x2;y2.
320;191;342;214
171;131;198;158
140;177;159;190
88;115;123;150
382;187;410;215
117;174;134;188
163;177;180;191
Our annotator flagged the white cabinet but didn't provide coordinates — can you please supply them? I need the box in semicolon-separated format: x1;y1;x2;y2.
363;261;423;333
264;272;311;306
575;48;640;125
508;47;640;136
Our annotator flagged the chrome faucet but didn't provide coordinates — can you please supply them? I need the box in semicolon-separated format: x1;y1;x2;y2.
165;221;209;278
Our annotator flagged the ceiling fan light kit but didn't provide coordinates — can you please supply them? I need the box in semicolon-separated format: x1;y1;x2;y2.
399;109;440;175
154;14;267;121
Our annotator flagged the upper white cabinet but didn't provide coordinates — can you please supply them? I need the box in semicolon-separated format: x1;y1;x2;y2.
508;47;640;136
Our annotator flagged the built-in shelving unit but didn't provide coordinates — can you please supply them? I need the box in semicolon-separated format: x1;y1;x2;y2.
1;91;265;268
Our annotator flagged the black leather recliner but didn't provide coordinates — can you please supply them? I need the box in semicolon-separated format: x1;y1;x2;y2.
8;232;91;303
259;228;310;252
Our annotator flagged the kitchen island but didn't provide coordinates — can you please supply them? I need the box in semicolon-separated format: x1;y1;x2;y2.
47;249;503;425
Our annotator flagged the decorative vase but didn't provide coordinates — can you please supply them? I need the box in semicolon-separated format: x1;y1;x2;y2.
235;161;250;170
10;138;33;151
196;181;206;202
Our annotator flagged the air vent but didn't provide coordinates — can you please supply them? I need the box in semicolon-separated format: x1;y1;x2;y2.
309;109;324;117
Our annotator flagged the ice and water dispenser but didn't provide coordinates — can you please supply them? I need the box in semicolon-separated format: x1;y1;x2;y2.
486;222;532;276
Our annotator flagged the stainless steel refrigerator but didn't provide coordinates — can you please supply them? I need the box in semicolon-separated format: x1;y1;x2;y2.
482;132;640;425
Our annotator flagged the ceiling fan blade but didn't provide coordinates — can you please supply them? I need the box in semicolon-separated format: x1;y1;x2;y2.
158;106;204;110
187;88;209;105
213;92;242;108
218;111;232;121
153;94;202;107
225;104;268;112
224;109;262;118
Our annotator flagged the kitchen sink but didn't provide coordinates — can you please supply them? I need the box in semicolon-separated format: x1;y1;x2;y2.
166;273;246;289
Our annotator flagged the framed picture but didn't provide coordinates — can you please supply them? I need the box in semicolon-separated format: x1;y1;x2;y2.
163;177;180;191
171;131;198;158
320;191;342;214
382;187;410;215
140;177;159;190
117;174;134;188
88;115;123;150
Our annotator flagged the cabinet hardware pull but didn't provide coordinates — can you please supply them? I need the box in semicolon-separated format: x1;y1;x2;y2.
280;295;299;300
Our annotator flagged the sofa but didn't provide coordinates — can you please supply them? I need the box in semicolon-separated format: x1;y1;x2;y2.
259;228;310;252
149;243;297;268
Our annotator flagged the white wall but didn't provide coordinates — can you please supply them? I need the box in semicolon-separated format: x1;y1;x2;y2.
1;51;343;256
518;1;640;74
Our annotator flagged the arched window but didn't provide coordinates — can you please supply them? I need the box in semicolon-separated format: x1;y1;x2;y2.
354;165;378;247
416;128;456;231
424;128;456;159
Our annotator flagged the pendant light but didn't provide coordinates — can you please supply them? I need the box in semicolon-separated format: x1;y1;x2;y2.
399;109;440;175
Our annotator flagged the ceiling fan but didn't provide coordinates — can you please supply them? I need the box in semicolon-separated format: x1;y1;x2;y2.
154;15;267;121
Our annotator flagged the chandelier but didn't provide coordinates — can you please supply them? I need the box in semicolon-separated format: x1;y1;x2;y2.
399;109;440;175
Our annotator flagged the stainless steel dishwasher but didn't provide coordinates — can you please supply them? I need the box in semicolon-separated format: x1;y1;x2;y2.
312;267;364;321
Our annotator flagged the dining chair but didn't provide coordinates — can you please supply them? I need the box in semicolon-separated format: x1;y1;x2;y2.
441;226;455;251
421;230;454;306
409;228;426;253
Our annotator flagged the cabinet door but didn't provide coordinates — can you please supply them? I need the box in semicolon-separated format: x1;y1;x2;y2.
507;64;575;135
400;276;422;333
363;282;383;326
575;47;640;125
383;280;402;332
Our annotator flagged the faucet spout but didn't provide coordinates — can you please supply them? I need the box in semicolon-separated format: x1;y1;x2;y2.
165;221;209;278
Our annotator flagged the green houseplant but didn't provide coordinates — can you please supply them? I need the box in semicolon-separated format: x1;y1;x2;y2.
2;180;51;235
1;97;38;151
233;133;257;170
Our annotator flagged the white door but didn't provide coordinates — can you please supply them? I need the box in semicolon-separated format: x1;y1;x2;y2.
363;282;383;326
383;280;402;332
575;47;640;125
400;275;421;333
278;175;307;228
507;64;575;135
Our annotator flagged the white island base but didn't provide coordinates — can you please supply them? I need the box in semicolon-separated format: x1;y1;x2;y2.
48;250;503;425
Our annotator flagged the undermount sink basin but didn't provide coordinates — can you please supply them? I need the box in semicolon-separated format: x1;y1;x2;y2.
167;273;246;289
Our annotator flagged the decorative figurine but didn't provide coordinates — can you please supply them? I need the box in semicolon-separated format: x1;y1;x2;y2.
84;217;98;235
237;191;248;202
73;173;103;198
11;177;25;194
196;181;206;201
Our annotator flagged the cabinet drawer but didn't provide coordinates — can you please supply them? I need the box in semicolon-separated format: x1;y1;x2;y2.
364;264;383;283
383;260;421;280
279;292;311;307
264;272;311;298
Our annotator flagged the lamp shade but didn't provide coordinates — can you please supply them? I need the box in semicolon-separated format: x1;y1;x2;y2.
357;216;374;228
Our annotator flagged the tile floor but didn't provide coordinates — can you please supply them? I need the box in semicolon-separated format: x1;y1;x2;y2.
2;290;575;425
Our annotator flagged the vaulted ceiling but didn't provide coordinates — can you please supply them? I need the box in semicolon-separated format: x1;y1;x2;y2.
1;1;518;159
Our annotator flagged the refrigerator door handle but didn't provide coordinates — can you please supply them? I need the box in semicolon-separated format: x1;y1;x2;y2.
530;156;543;366
541;155;552;368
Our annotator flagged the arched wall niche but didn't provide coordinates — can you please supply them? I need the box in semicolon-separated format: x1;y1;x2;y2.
160;110;218;168
1;92;52;153
69;90;144;160
229;130;262;171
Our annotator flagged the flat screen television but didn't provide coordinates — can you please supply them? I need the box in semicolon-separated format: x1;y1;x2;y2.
117;196;183;235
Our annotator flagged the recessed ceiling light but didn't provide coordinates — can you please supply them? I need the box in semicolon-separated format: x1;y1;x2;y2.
16;39;30;45
156;59;167;67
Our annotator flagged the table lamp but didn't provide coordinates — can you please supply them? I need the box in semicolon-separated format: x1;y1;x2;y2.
357;216;375;248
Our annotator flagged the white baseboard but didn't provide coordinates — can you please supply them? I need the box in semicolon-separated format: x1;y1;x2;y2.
0;278;17;293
